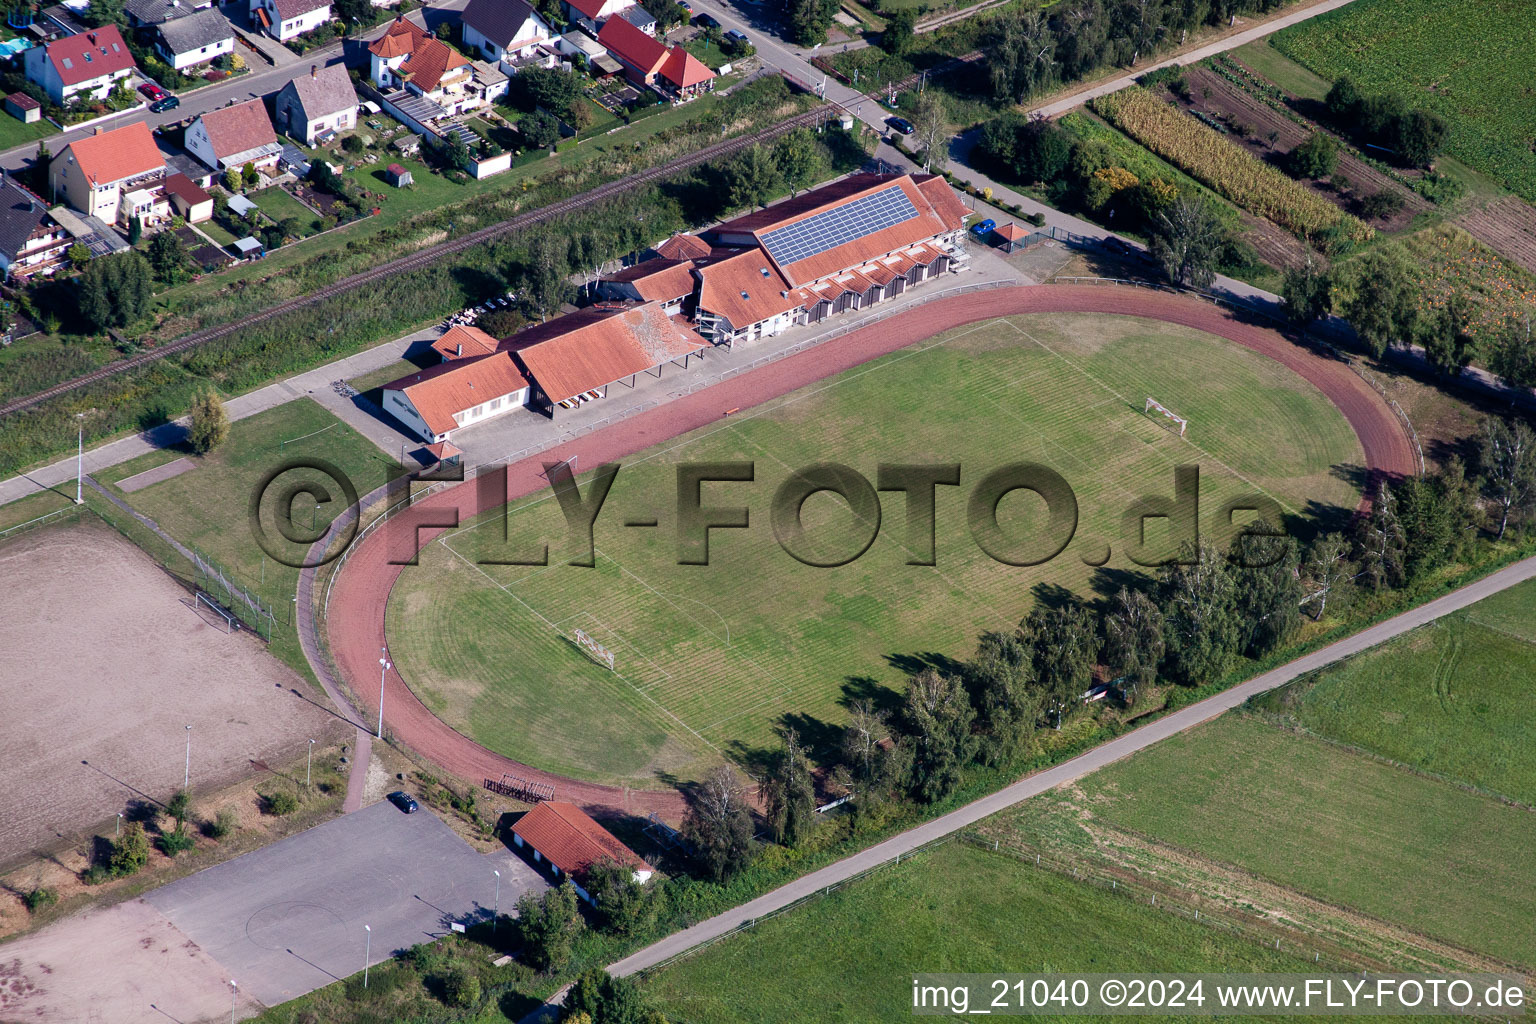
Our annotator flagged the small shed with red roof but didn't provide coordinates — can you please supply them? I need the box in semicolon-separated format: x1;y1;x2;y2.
512;801;653;903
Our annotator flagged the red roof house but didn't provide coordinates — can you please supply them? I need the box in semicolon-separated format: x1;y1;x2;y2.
512;801;653;902
24;25;136;105
596;14;666;86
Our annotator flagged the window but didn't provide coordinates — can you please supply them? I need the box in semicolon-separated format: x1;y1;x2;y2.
489;397;502;410
472;404;485;416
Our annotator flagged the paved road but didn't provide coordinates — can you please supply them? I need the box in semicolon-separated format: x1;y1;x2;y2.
607;550;1536;977
144;800;544;1006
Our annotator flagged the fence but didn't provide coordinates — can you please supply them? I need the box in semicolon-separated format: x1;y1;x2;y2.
192;547;277;641
0;502;83;541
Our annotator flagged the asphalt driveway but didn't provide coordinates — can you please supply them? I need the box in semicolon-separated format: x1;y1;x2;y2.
145;800;545;1007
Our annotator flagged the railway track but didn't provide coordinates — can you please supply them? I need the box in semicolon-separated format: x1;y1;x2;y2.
0;101;837;419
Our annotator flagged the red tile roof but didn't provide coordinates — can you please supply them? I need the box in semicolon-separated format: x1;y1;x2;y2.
655;233;713;260
398;35;469;92
658;45;713;88
425;440;463;461
382;351;530;435
63;120;165;186
509;301;708;404
162;172;212;206
708;173;967;286
43;26;135;87
564;0;610;22
695;248;801;330
994;222;1027;241
369;15;427;58
603;258;695;302
597;14;666;77
430;323;500;361
513;801;651;877
197;98;277;159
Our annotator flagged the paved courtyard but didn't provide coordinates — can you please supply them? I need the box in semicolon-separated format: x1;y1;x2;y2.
144;801;545;1007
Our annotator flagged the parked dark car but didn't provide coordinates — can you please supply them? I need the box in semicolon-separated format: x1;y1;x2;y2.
694;12;718;28
1103;237;1137;258
970;218;996;238
150;95;180;113
677;0;691;9
885;115;914;136
387;791;419;813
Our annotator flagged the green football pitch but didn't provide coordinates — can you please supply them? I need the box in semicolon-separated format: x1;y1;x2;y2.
385;312;1364;785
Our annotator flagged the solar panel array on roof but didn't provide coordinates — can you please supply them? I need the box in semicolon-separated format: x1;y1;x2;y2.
758;183;919;269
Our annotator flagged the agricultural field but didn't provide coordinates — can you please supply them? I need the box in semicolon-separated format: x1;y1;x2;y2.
1369;225;1536;344
1272;0;1536;204
644;842;1339;1024
92;399;398;678
385;312;1364;785
1091;86;1372;243
1069;714;1536;967
1251;576;1536;806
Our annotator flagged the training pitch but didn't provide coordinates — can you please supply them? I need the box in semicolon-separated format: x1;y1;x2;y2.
0;521;335;867
382;310;1365;786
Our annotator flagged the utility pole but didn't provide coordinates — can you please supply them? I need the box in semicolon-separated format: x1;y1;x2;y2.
493;869;501;933
229;980;237;1024
306;738;314;788
363;925;371;987
184;724;192;789
75;413;84;504
376;649;390;740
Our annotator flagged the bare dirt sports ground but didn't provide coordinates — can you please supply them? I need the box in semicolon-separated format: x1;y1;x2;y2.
317;285;1416;820
0;521;334;868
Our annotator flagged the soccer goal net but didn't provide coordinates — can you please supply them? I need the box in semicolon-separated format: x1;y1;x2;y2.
195;591;238;633
1145;397;1189;437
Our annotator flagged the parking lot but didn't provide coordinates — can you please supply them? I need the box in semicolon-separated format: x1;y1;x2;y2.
144;800;546;1006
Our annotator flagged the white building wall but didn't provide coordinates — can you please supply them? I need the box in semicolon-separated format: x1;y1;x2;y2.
383;389;437;442
163;35;234;70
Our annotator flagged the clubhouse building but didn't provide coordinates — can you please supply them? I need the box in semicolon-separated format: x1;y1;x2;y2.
382;172;968;442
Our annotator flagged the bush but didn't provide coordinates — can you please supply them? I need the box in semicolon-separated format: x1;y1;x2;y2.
165;789;191;826
158;828;196;857
1359;189;1406;220
263;790;300;816
342;134;366;154
109;821;151;876
441;964;480;1008
206;806;239;839
24;887;58;913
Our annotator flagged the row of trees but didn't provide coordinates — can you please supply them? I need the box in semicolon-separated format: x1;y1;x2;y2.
1323;76;1449;169
1282;251;1536;392
684;415;1536;882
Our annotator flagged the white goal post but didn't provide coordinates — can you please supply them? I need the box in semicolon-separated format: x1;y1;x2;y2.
1145;397;1189;436
571;628;616;671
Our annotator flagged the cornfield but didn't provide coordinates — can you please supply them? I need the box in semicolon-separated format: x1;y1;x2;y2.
1093;87;1373;245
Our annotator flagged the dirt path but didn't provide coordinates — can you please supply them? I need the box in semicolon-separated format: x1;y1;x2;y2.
317;285;1415;822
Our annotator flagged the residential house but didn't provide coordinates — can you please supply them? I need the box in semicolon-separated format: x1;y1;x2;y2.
125;0;215;29
0;174;74;281
459;0;555;72
368;16;504;115
162;171;213;223
562;0;634;36
154;9;234;70
615;5;654;34
48;120;168;226
597;15;712;97
24;25;135;105
185;98;283;173
274;63;358;145
250;0;331;42
511;802;653;904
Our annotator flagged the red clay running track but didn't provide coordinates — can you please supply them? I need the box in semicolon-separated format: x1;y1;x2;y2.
322;285;1417;821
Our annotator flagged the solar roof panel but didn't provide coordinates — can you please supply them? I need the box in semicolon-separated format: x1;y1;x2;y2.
759;183;918;269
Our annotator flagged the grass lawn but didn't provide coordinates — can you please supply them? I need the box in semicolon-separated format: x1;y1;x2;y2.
1077;714;1536;966
0;115;57;153
683;37;732;71
1271;0;1536;203
1252;575;1536;806
252;186;320;233
198;217;241;246
0;486;76;534
1230;40;1331;101
645;843;1324;1024
92;399;399;680
385;312;1364;787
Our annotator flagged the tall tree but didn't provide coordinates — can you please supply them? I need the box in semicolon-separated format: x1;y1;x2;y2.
784;0;837;45
1229;526;1300;659
1478;416;1536;540
1396;471;1461;583
1100;588;1164;700
1013;116;1072;184
964;629;1037;765
513;881;582;972
584;858;656;937
909;91;951;172
1281;256;1332;325
1342;249;1417;357
187;390;229;454
1487;312;1536;395
773;128;821;197
79;250;152;330
1021;601;1098;724
901;668;976;803
1150;196;1222;289
726;145;782;211
682;763;755;882
840;698;886;781
988;9;1055;105
1355;480;1407;591
763;728;816;847
1301;532;1354;620
512;233;573;318
1159;540;1241;685
881;7;916;55
1415;291;1476;377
